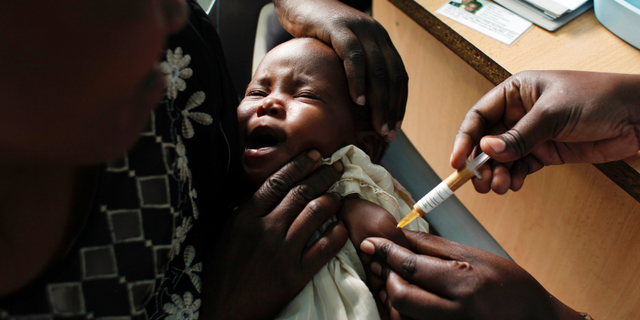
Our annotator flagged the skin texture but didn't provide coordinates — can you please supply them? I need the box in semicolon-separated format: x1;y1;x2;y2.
338;198;410;320
273;0;409;141
0;0;188;164
234;38;403;319
361;231;585;320
0;0;189;295
237;38;361;187
200;151;348;319
355;70;640;319
0;0;408;311
450;70;640;194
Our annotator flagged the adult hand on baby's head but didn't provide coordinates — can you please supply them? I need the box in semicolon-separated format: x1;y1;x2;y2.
451;70;640;194
200;150;348;320
274;0;408;141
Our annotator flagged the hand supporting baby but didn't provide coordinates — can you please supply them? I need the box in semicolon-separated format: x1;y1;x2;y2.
201;151;348;320
338;197;411;320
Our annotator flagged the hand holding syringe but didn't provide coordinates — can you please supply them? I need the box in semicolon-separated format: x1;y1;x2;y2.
397;152;490;228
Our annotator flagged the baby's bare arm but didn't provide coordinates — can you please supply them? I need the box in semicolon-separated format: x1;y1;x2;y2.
337;197;409;320
337;197;409;251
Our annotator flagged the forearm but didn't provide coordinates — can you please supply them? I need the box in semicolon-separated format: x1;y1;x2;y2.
611;72;640;131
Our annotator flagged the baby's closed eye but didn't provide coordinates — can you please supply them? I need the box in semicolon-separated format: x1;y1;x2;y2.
246;89;268;97
294;90;322;100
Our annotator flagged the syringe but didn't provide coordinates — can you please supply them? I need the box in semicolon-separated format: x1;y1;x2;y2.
397;152;491;228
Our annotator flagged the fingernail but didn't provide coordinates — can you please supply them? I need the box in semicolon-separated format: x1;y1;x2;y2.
308;150;321;161
486;137;506;154
395;120;402;131
379;289;388;303
360;240;375;254
356;95;366;106
370;261;382;276
333;161;344;172
386;130;396;141
331;192;344;201
381;124;389;135
450;144;462;167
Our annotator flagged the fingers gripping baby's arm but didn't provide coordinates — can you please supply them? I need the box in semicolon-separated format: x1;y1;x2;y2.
337;198;410;251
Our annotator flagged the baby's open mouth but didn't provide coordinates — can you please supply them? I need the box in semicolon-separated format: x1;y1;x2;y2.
245;126;283;150
247;134;280;149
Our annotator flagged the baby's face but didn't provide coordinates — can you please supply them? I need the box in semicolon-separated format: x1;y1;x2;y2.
238;39;358;186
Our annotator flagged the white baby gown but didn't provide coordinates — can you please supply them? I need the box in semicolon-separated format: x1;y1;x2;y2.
276;145;430;320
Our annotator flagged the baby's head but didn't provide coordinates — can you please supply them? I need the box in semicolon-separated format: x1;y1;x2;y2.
238;38;385;187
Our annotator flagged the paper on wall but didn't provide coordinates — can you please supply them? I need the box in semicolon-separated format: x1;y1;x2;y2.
436;0;532;45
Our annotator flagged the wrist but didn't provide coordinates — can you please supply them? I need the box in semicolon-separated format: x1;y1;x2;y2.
612;73;640;124
272;0;310;38
623;74;640;145
273;0;344;38
547;294;587;320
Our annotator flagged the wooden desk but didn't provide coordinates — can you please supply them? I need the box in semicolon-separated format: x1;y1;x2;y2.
373;1;640;319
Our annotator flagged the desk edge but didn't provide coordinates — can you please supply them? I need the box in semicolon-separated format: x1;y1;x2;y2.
390;0;510;85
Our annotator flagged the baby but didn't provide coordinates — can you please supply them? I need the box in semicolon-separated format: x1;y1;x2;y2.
237;38;429;320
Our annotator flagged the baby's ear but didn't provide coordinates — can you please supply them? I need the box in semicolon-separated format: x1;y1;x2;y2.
357;130;386;163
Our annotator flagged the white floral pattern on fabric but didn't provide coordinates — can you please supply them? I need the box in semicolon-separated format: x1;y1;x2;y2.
183;246;203;293
176;130;200;220
161;47;193;100
188;188;199;220
176;136;191;183
170;217;193;259
181;91;213;139
163;292;201;320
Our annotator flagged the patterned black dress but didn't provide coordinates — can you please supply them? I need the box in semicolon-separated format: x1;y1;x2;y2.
0;2;241;319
